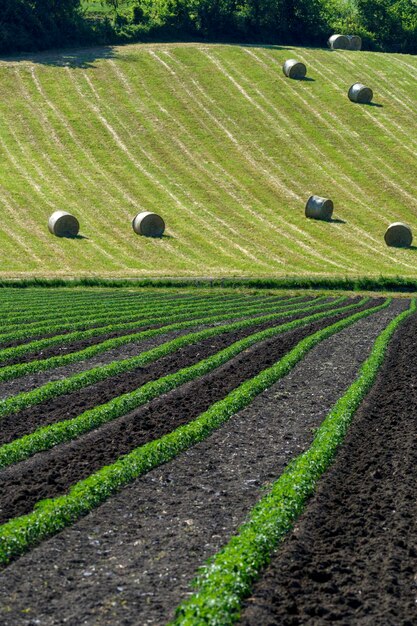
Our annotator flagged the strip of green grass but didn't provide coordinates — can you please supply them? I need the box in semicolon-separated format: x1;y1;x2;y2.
1;277;417;292
0;297;345;419
0;296;323;382
170;299;415;626
0;299;389;566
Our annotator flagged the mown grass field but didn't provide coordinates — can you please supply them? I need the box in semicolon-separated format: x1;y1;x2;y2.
0;42;416;278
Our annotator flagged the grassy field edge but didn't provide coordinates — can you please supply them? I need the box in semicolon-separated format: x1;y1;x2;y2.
1;276;417;293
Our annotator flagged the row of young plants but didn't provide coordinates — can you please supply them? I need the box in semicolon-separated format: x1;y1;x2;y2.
0;298;390;566
0;296;346;419
1;289;263;327
0;296;326;382
0;293;296;363
0;298;364;468
0;289;159;321
170;298;416;626
0;292;278;343
0;290;241;333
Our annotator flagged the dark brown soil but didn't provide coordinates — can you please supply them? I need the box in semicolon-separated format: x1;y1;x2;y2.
0;299;373;525
238;308;417;626
0;301;335;445
0;300;406;626
0;326;209;400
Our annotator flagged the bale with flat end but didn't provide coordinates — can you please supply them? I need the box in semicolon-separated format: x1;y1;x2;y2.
282;59;307;79
348;83;373;103
347;35;362;50
328;34;350;49
48;211;79;237
305;195;334;221
132;212;165;237
384;222;412;247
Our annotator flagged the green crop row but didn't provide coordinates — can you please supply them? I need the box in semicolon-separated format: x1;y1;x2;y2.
0;292;276;344
0;297;362;468
0;289;253;326
0;290;235;331
0;297;346;419
0;289;157;321
0;294;296;363
170;299;415;626
0;296;325;382
0;299;390;566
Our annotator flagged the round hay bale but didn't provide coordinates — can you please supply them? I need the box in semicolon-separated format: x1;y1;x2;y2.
347;35;362;50
282;59;307;80
132;211;165;237
48;211;79;237
384;222;412;247
305;195;334;221
348;83;373;104
328;34;350;50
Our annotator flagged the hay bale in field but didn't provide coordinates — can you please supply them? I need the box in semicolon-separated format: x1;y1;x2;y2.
384;222;413;247
348;83;373;104
48;211;79;237
328;34;350;50
305;195;334;221
282;59;307;79
347;35;362;50
132;211;165;237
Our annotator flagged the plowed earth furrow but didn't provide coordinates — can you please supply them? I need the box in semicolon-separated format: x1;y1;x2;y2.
238;308;417;626
0;300;375;524
0;326;209;400
0;305;335;444
0;301;406;626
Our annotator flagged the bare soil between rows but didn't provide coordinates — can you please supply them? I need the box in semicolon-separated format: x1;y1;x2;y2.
0;299;332;445
238;307;417;626
0;300;406;626
0;299;372;525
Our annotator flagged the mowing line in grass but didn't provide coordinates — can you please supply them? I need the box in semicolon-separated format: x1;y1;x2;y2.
0;299;390;566
170;298;415;626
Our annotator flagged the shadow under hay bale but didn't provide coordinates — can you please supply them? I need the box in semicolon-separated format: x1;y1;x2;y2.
282;59;307;79
305;195;334;221
48;211;79;238
132;211;165;237
384;222;413;247
328;34;350;50
347;35;362;50
348;83;373;104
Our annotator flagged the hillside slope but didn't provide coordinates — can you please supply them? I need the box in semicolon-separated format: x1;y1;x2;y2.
0;43;416;278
